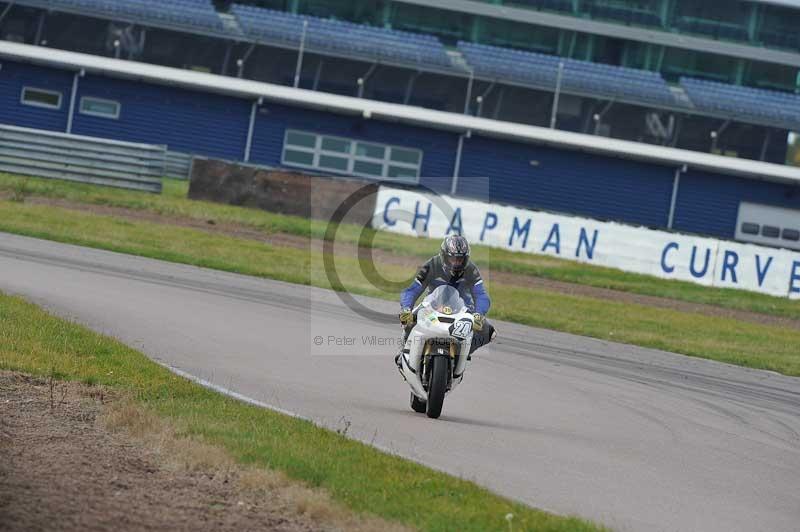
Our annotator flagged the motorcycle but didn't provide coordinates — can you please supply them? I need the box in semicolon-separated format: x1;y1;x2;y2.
397;285;474;419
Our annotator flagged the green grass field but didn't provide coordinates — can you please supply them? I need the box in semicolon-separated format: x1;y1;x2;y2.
2;173;798;320
1;196;799;376
0;292;605;532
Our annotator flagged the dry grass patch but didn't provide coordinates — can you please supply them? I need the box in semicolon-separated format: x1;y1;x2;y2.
101;397;413;532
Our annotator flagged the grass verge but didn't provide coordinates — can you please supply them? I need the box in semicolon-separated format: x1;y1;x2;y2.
0;291;604;532
1;199;799;375
1;173;798;320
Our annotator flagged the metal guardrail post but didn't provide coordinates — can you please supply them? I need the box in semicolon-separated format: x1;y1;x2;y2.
65;69;84;134
667;164;687;229
244;97;262;163
0;2;14;25
550;61;565;129
356;63;377;98
293;19;308;88
463;68;474;115
451;130;469;196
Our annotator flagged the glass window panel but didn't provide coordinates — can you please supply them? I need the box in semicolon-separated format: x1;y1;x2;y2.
286;131;317;149
80;97;120;118
390;147;421;165
318;155;349;171
283;149;314;166
282;130;423;182
387;166;418;179
321;137;351;153
355;142;385;159
740;222;760;235
353;160;384;176
21;87;61;109
761;225;780;238
392;4;471;41
782;229;800;242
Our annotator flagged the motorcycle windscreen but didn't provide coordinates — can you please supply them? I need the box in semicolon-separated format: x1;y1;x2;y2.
424;285;466;314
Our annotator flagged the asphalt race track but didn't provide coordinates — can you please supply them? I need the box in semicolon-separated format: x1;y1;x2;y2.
1;232;799;532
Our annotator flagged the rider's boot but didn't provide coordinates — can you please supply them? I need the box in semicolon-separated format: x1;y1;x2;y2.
468;324;497;361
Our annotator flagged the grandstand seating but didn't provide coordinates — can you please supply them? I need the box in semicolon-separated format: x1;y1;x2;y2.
12;0;800;132
26;0;223;31
230;5;453;69
680;77;800;127
458;42;677;107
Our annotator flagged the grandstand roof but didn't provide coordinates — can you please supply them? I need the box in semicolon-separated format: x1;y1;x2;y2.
2;41;799;186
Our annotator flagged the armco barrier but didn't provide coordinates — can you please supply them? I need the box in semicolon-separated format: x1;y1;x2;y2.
374;187;800;300
0;124;164;192
165;151;193;180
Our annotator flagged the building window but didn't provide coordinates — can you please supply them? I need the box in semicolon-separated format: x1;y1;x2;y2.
782;229;800;242
20;87;62;109
761;225;780;238
740;222;760;235
281;130;422;182
79;97;120;119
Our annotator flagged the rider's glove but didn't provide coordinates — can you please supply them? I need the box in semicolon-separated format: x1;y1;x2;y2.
472;313;485;332
399;308;414;326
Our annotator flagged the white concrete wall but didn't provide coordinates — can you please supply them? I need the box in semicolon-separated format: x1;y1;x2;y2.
374;187;800;299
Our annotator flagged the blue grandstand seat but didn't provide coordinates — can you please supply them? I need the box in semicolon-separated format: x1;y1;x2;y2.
457;42;677;107
230;5;453;69
680;77;800;128
32;0;223;31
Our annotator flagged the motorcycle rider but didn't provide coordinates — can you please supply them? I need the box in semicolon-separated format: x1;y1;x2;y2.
395;235;496;366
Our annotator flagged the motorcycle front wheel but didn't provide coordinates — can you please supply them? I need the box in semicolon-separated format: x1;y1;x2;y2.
426;356;448;419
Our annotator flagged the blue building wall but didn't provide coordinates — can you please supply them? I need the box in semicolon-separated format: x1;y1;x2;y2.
1;58;799;241
248;103;457;193
673;169;800;239
0;62;73;132
458;136;676;228
72;74;251;160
